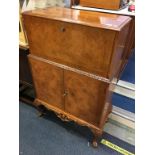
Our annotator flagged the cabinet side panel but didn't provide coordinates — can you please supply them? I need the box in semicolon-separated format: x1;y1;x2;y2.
117;17;135;79
99;83;114;128
64;70;108;126
108;22;130;80
28;55;64;110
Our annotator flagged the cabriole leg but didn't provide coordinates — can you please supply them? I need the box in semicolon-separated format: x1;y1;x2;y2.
91;129;103;148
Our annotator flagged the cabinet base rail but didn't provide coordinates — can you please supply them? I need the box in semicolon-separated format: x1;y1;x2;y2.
34;98;111;147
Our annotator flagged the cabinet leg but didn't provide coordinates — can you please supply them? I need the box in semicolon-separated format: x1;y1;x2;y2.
92;139;98;148
91;129;103;148
105;117;109;123
37;111;45;117
36;105;47;117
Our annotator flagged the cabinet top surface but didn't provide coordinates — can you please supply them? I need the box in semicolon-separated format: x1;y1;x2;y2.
23;7;131;31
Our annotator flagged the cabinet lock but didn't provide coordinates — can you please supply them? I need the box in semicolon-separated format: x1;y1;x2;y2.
63;90;68;97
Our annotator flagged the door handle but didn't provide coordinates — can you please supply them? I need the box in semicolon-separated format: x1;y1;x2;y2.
63;90;68;97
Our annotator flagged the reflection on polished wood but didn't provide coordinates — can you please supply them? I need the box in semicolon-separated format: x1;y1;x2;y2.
23;7;131;31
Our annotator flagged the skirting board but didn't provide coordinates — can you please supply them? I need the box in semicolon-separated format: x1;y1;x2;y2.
104;119;135;145
110;105;135;129
117;80;135;91
109;113;135;129
113;80;135;99
105;106;135;145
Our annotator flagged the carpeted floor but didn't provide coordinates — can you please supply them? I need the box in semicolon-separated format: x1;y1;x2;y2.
112;93;135;113
113;50;135;112
19;102;135;155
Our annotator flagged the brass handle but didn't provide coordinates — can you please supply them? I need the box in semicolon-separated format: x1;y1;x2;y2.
63;90;68;97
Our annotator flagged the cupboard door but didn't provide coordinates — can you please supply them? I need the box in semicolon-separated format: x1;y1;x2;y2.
23;15;116;77
64;70;108;126
29;56;64;110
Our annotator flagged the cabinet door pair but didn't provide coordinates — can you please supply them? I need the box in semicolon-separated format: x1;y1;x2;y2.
29;56;109;126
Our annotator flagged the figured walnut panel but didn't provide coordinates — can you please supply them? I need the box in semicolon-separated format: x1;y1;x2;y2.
64;70;109;126
28;56;64;110
23;16;116;78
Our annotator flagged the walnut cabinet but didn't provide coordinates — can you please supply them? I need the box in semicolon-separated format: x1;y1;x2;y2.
23;7;131;147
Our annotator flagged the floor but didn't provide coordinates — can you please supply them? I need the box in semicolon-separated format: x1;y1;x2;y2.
112;93;135;113
113;50;135;112
104;119;135;145
19;102;135;155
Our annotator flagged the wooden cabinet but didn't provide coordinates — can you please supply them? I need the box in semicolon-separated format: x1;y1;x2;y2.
23;7;131;147
72;0;128;10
